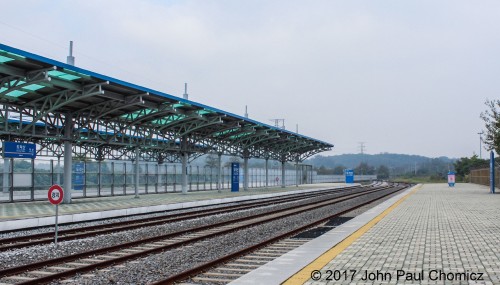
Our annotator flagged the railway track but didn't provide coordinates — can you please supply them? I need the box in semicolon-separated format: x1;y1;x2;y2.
0;183;407;284
0;185;363;251
152;183;410;285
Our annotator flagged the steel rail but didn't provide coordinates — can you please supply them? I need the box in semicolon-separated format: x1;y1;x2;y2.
150;184;411;285
0;186;362;251
0;185;397;284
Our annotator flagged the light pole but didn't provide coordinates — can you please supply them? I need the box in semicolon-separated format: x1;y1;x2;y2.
478;131;484;159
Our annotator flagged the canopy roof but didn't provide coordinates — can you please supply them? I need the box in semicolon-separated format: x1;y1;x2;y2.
0;43;333;162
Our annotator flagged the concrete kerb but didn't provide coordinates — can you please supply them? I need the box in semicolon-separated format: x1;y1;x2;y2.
0;184;352;232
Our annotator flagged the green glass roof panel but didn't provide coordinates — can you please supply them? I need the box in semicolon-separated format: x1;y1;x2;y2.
173;102;191;108
213;127;240;137
48;70;81;81
23;83;45;91
6;90;27;97
0;87;6;93
48;70;66;77
229;131;254;140
197;109;214;115
0;55;14;63
59;74;81;81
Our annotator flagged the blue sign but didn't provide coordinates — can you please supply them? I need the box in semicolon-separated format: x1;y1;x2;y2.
345;169;354;184
3;142;36;159
447;171;455;187
231;162;239;192
73;162;85;190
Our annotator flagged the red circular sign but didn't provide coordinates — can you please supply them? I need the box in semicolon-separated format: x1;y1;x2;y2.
48;184;64;205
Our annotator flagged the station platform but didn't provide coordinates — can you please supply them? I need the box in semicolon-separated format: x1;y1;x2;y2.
0;183;347;231
231;183;500;285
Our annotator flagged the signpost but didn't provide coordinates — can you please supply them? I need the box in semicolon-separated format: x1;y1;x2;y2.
2;142;36;159
490;151;495;194
48;184;64;247
447;171;456;187
73;162;84;190
231;162;239;192
345;169;354;184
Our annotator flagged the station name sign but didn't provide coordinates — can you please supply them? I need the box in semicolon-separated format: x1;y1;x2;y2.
2;142;36;159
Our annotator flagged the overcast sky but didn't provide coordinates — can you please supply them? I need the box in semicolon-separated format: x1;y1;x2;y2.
1;1;498;159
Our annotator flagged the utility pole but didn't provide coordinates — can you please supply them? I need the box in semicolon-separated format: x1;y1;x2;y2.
358;142;366;155
358;142;366;177
478;131;484;159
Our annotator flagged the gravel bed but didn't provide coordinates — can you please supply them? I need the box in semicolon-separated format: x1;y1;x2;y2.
0;188;362;270
0;198;280;239
51;189;396;285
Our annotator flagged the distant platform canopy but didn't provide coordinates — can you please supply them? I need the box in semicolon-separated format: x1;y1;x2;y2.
0;43;333;163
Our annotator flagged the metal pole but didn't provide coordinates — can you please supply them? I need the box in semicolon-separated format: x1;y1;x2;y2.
281;161;286;188
265;158;269;187
490;151;495;194
181;152;188;194
123;162;126;194
98;160;102;196
50;159;54;186
111;161;115;196
55;204;59;247
217;153;222;192
31;159;35;200
9;159;13;202
135;147;140;198
478;132;483;159
57;156;61;185
3;158;9;193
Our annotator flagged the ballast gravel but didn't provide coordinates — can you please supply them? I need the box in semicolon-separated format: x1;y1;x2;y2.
0;186;397;285
53;191;390;285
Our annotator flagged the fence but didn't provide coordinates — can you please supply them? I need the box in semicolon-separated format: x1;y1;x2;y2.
469;167;499;186
0;158;371;202
0;159;307;202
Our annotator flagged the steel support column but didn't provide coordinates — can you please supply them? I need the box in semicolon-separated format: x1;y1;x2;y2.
63;113;72;204
217;153;222;192
243;156;249;191
181;152;188;194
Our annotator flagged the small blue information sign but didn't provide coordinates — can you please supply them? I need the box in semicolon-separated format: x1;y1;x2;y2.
73;162;85;190
2;142;36;159
345;169;354;184
231;162;239;192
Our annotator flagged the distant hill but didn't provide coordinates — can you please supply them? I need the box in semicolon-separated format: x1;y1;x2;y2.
306;153;456;171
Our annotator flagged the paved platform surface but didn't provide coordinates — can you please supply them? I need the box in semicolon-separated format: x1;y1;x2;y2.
233;183;500;285
0;183;347;231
